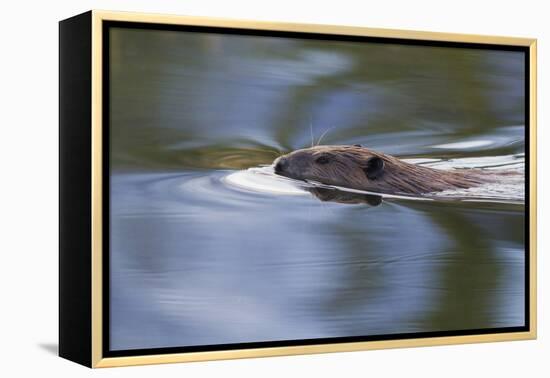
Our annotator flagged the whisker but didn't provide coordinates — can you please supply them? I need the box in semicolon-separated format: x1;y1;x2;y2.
309;116;314;148
316;126;336;146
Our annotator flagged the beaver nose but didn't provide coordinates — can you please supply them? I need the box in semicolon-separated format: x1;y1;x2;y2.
274;157;288;174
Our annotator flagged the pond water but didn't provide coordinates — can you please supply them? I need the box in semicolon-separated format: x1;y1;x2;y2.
108;27;526;351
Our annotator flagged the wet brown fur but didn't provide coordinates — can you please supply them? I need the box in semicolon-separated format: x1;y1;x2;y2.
274;145;492;195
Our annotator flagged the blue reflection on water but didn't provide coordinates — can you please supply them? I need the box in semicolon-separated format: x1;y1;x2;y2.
110;172;524;350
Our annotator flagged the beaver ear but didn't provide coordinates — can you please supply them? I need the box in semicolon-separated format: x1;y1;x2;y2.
363;157;384;180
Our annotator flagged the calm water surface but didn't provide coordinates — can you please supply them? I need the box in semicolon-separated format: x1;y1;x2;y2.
108;27;526;350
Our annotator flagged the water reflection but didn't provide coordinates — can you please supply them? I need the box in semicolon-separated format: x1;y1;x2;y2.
307;187;382;206
109;27;525;351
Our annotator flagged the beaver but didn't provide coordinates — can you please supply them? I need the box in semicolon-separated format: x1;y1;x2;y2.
273;145;493;196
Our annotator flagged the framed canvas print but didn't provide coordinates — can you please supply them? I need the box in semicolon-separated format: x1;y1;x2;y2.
59;10;537;368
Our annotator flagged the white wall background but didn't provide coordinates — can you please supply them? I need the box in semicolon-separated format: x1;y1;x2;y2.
0;0;547;376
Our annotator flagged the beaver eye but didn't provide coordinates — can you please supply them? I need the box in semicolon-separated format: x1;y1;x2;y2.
315;155;330;165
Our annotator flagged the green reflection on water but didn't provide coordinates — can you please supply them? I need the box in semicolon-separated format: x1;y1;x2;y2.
110;27;524;170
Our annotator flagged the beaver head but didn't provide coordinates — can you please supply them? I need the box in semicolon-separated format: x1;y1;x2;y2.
274;145;386;190
273;145;486;195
